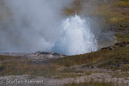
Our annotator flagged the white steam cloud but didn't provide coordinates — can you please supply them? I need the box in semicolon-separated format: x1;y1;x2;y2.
0;0;98;55
0;0;73;52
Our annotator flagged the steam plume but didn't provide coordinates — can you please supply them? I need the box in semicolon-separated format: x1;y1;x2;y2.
0;0;100;55
0;0;73;53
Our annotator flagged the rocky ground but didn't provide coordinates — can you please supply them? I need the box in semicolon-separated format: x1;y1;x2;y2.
0;51;66;61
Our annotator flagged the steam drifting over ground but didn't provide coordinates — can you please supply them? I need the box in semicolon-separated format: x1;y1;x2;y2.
0;0;99;55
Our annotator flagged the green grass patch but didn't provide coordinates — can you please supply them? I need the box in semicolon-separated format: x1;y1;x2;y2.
115;34;129;38
113;1;129;7
115;33;129;42
97;47;129;70
53;46;129;71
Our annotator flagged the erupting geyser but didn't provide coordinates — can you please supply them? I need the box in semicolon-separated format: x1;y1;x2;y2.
53;15;98;55
0;0;98;55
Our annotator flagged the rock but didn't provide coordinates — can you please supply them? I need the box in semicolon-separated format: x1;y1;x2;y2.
101;47;114;51
126;45;129;47
24;51;66;61
91;66;94;68
115;42;129;47
109;47;114;51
